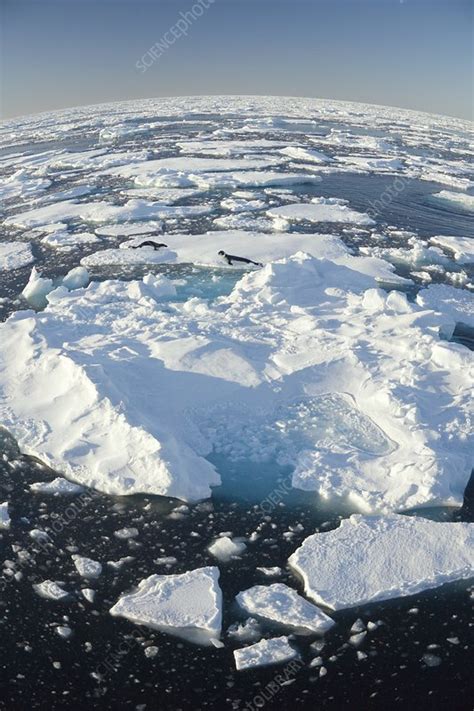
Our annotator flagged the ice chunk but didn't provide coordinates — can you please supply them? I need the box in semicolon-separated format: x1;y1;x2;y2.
430;190;474;213
62;267;89;291
81;588;96;603
416;284;474;331
208;536;247;562
429;236;474;264
236;583;335;635
109;567;222;646
233;636;298;671
29;477;85;495
0;242;35;272
288;514;474;610
21;267;54;309
0;501;10;530
41;230;99;250
72;554;102;579
227;617;262;642
55;625;72;639
33;580;69;601
280;146;332;164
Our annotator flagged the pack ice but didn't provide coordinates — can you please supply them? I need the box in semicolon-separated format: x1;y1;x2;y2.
109;567;222;645
0;248;472;509
288;514;474;610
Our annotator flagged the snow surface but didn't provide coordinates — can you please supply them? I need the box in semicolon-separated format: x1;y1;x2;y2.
0;242;35;271
288;514;474;610
0;252;471;509
267;198;375;226
29;477;85;495
233;636;298;671
109;567;222;646
236;583;335;634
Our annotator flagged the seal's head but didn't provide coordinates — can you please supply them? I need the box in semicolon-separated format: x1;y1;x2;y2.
218;250;225;256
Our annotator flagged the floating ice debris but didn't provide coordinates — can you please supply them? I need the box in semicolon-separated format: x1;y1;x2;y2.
0;502;10;530
350;619;366;634
110;567;222;646
144;646;159;658
236;583;335;635
107;556;135;570
349;632;367;648
55;625;72;639
41;230;99;251
267;197;375;226
0;242;35;272
72;555;102;580
288;514;474;611
21;267;54;309
33;580;69;601
233;636;298;671
61;267;89;291
422;653;442;667
429;235;474;265
30;477;85;495
227;618;262;643
208;536;247;562
114;527;139;540
430;190;474;213
29;529;50;544
81;588;96;603
256;567;282;578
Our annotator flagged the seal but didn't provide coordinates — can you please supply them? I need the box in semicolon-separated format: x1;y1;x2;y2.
218;250;263;267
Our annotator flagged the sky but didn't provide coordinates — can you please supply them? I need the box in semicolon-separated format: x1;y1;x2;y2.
1;0;472;121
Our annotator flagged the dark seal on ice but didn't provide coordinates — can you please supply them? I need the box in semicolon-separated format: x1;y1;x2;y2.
131;240;168;250
218;250;263;267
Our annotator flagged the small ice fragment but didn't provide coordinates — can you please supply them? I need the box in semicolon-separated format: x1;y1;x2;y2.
29;529;50;544
350;618;366;634
21;267;54;309
256;566;282;577
233;636;298;671
33;580;69;601
55;625;72;639
0;502;10;530
29;477;85;495
349;632;367;648
72;554;102;580
62;267;89;291
114;527;139;540
357;651;368;661
422;653;442;667
227;618;262;643
81;588;96;603
144;646;159;658
208;536;247;562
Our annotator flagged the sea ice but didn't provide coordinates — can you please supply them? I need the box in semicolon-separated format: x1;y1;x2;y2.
429;236;473;264
29;477;85;495
430;190;474;213
288;514;474;610
21;267;54;309
110;567;222;645
0;242;35;272
233;636;298;671
208;536;247;562
72;554;103;579
236;583;335;635
267;197;375;226
33;580;69;601
41;230;99;250
0;502;10;530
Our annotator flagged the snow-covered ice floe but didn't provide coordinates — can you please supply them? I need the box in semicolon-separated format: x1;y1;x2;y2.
429;190;474;213
29;477;85;495
0;249;471;508
288;514;474;611
429;236;473;265
266;197;375;227
33;580;70;601
72;554;102;580
236;583;335;635
109;567;222;646
233;636;298;671
0;242;35;271
416;284;474;332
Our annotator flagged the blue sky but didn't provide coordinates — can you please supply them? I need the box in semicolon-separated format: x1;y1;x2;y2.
1;0;472;120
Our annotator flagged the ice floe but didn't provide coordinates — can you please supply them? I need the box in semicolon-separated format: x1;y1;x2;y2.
109;567;222;645
429;235;473;264
33;580;69;601
0;242;35;271
267;198;375;226
72;554;102;580
236;583;335;635
233;636;298;671
208;536;247;562
288;514;474;610
430;190;474;213
0;250;471;508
